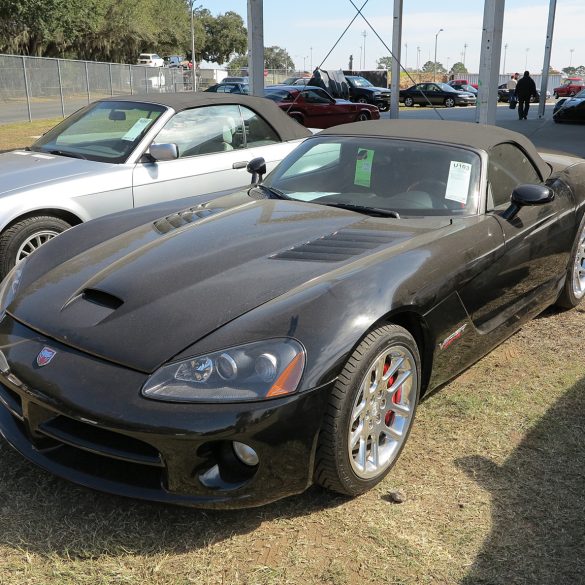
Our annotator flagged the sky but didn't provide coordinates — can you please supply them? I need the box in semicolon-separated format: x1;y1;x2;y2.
201;0;585;74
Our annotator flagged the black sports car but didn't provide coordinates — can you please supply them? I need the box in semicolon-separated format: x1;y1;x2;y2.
399;83;476;107
553;89;585;123
1;121;585;509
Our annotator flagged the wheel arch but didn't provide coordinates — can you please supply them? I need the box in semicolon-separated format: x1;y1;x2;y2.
1;208;84;235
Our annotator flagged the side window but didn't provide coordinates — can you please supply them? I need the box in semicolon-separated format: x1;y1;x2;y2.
240;106;280;147
302;89;331;104
487;143;542;209
154;104;244;158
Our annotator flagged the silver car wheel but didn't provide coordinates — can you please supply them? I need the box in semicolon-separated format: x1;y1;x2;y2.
16;230;60;262
348;345;417;480
572;221;585;299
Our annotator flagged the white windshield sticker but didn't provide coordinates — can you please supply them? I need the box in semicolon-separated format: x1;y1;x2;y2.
445;161;472;204
288;191;337;201
121;118;152;142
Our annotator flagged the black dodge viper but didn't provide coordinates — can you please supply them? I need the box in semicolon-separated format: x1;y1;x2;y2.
0;120;584;508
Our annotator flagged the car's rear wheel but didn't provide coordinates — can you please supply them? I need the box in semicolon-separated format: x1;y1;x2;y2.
357;97;368;104
404;97;414;107
355;111;370;122
556;214;585;309
0;216;71;277
315;324;420;496
444;97;455;108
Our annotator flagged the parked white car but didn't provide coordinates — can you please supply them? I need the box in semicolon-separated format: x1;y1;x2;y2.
0;94;310;276
137;53;164;67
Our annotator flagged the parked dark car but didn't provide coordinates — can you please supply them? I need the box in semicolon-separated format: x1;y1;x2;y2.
345;75;391;111
553;89;585;123
399;83;476;107
1;120;585;509
497;83;549;103
264;85;379;128
205;82;249;95
164;55;185;68
448;83;478;96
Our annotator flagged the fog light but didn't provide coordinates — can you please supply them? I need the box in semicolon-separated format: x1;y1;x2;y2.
233;441;259;466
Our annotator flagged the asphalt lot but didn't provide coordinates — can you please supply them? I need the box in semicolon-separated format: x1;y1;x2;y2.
381;102;585;158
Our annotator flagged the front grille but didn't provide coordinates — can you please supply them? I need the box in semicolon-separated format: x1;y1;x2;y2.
0;382;23;420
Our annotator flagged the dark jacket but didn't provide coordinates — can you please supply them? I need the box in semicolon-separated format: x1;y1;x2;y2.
515;74;537;100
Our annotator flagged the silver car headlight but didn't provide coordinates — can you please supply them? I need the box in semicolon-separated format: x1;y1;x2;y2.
142;338;305;403
0;260;27;318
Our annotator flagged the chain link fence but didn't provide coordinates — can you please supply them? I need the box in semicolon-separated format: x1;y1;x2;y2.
0;54;292;124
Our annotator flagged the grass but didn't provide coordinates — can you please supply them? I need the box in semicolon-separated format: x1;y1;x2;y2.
0;118;61;151
0;125;584;584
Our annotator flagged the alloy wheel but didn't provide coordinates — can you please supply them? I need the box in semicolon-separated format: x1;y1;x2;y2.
16;230;60;262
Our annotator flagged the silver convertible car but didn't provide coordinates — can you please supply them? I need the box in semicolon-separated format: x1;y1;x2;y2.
0;94;310;277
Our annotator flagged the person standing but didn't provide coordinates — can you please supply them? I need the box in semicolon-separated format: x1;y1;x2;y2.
506;74;517;97
515;71;538;120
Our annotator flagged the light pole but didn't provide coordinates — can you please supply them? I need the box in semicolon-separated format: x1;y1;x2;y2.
570;48;574;67
502;43;508;75
310;46;313;72
463;43;467;68
404;42;408;70
434;28;443;81
416;46;420;71
525;47;529;71
189;0;197;91
362;30;367;69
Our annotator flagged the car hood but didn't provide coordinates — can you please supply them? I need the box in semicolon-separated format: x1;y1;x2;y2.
10;193;440;372
0;150;105;196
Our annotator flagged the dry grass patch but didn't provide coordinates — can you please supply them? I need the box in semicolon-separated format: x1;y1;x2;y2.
0;118;61;151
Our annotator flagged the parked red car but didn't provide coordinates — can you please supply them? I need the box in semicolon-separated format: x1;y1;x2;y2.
264;85;379;128
553;78;584;98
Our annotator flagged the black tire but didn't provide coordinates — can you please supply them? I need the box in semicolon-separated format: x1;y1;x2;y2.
404;97;414;107
444;97;455;108
355;111;370;122
556;213;585;309
314;324;420;496
0;215;71;277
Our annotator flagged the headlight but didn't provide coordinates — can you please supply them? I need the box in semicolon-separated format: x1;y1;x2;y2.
142;338;305;403
0;260;27;318
373;91;381;96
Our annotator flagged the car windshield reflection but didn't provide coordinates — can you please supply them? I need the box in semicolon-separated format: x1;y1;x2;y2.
263;136;481;216
31;101;167;163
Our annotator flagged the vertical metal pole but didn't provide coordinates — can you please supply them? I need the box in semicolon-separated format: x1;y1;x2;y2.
538;0;556;118
248;0;264;96
144;67;148;94
22;56;32;122
129;65;133;95
109;63;113;96
56;59;65;118
190;1;197;92
475;0;505;125
389;0;403;119
85;61;91;103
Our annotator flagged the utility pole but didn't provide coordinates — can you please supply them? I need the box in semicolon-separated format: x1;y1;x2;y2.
416;46;420;71
362;30;367;69
189;0;197;91
434;28;443;81
502;43;508;74
247;0;264;96
390;0;403;119
538;0;557;118
463;43;468;67
404;42;408;70
310;46;313;71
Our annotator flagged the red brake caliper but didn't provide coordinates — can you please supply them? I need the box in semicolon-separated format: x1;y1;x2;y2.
384;360;401;426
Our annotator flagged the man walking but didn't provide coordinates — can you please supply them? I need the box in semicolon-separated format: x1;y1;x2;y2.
515;71;538;120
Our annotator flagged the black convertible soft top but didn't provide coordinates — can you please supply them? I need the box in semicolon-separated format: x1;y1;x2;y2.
96;93;312;142
321;119;550;179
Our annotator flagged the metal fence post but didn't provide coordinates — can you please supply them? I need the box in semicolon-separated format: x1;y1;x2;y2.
129;65;133;95
85;61;91;103
144;67;148;94
22;56;32;122
109;63;113;96
56;59;65;118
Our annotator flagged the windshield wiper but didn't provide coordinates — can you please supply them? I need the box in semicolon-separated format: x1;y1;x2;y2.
253;184;292;200
321;202;400;218
48;149;88;160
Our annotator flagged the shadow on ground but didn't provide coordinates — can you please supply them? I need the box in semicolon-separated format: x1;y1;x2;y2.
0;443;347;558
458;376;585;585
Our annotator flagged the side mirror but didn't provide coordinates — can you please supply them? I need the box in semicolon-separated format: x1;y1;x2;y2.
501;184;554;220
247;157;267;184
149;143;178;161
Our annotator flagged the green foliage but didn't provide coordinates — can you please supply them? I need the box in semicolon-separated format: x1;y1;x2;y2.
376;56;393;70
449;61;467;76
227;46;294;73
421;60;446;74
195;8;246;65
562;65;585;77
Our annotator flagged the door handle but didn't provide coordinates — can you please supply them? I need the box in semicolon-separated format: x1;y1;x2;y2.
233;161;249;169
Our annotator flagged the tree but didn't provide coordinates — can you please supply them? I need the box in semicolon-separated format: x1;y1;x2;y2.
227;45;294;74
377;56;393;70
421;60;446;75
562;66;577;76
449;61;467;76
195;8;246;65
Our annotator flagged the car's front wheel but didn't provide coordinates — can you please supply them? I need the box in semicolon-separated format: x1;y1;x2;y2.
444;97;455;108
0;215;72;277
315;324;420;496
404;97;414;107
357;97;368;104
556;213;585;309
355;111;371;122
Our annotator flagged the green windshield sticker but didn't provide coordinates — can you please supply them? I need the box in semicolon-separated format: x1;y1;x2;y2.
354;149;375;187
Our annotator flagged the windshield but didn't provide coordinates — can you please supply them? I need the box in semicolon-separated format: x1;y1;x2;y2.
262;136;481;217
348;76;373;88
575;89;585;98
437;83;458;92
32;100;166;163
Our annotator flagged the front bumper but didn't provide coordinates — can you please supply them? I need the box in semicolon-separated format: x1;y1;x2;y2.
0;316;332;509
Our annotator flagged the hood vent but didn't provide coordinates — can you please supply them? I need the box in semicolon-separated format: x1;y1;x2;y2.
154;206;224;234
270;228;398;262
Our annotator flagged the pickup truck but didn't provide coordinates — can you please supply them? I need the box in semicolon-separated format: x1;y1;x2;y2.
553;77;584;98
345;75;391;111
